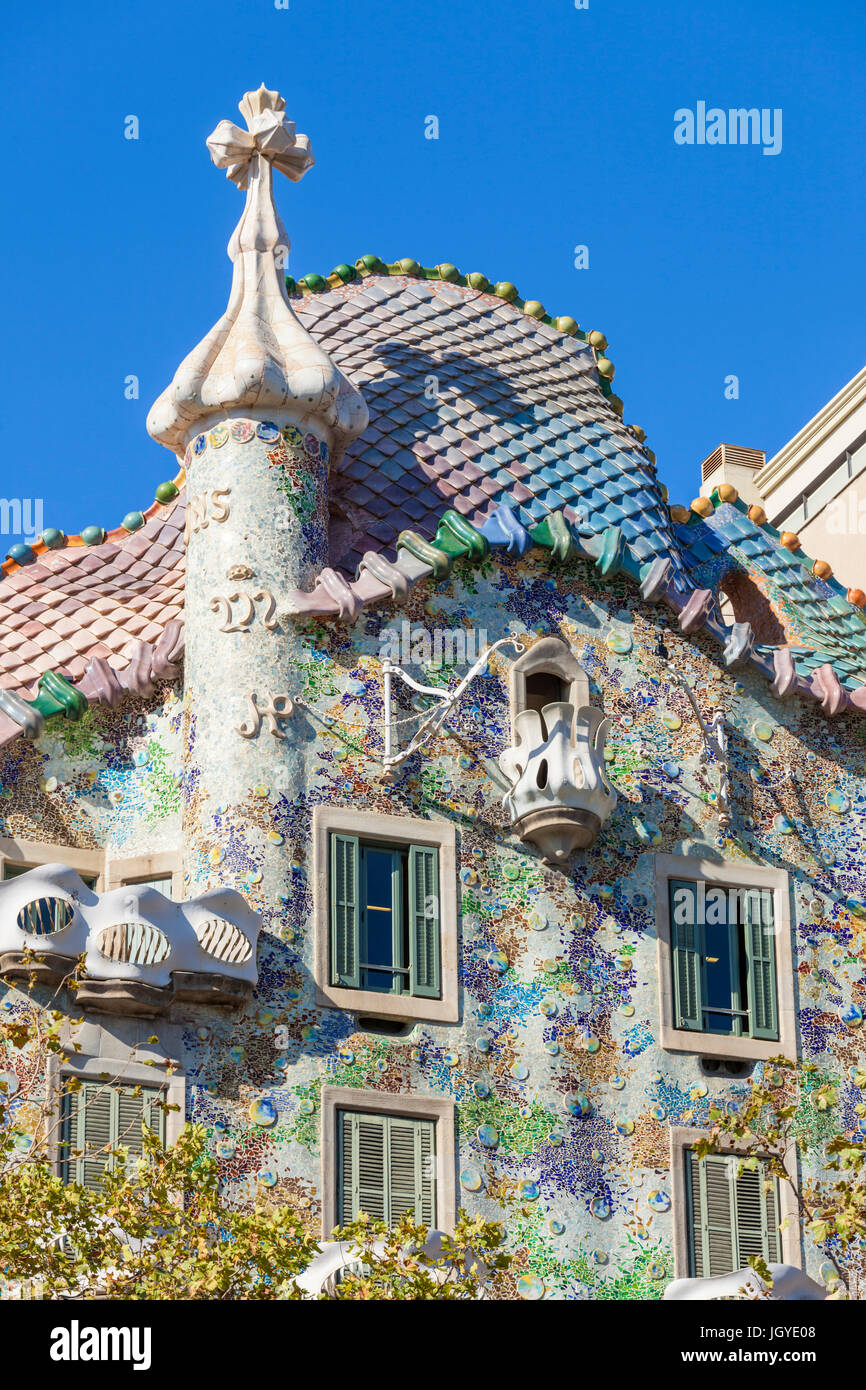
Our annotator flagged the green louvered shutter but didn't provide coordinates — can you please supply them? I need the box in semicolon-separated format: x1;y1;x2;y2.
763;1166;781;1263
689;1151;735;1277
689;1151;781;1276
331;834;360;987
389;1117;422;1221
408;844;441;999
734;1160;780;1266
61;1083;165;1189
745;889;778;1040
670;879;702;1031
338;1111;436;1226
415;1119;436;1226
62;1082;113;1189
116;1085;165;1158
340;1111;387;1223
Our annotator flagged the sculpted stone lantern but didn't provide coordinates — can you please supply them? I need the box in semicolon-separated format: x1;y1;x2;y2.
498;637;617;864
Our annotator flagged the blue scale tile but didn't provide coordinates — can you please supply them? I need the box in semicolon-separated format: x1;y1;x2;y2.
616;494;644;518
629;534;655;561
494;469;518;488
541;488;567;510
557;481;582;502
631;489;660;511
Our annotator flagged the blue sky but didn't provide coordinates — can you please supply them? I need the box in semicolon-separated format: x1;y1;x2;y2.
2;0;864;548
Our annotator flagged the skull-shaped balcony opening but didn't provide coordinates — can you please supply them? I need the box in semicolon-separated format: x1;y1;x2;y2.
16;898;75;936
510;636;588;737
95;922;171;967
193;916;253;965
501;636;617;865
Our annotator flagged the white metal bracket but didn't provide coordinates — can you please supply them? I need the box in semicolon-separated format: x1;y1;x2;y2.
383;638;525;771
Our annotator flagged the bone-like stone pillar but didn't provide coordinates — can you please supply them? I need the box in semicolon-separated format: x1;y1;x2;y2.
181;417;329;904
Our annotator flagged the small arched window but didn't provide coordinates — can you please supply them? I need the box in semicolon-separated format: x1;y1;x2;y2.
510;637;589;740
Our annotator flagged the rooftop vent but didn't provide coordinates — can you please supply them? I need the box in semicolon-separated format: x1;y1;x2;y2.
701;443;766;484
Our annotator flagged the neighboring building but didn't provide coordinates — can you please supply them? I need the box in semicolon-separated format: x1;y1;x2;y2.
699;367;866;597
756;367;866;594
0;87;864;1299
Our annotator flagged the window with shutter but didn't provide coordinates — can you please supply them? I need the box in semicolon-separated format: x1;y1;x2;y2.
3;863;98;889
329;834;442;1001
337;1109;436;1227
669;879;778;1041
60;1081;165;1189
686;1149;781;1277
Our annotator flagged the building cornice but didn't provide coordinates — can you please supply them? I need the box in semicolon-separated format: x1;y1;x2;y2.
758;364;866;495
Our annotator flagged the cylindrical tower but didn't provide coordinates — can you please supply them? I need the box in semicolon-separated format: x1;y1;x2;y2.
146;85;367;908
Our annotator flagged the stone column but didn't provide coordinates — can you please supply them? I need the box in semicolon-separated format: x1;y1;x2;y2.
181;417;329;900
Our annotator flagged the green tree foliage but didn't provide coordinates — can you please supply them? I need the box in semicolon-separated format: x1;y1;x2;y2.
695;1056;866;1298
0;1004;510;1300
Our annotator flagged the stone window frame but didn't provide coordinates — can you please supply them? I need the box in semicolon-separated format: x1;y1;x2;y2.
0;836;105;890
320;1085;457;1238
508;635;590;739
654;851;796;1062
46;1019;186;1179
105;850;184;902
670;1125;802;1279
312;806;459;1025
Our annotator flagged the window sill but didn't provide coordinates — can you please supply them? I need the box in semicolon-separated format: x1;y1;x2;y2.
660;1024;788;1062
315;981;458;1025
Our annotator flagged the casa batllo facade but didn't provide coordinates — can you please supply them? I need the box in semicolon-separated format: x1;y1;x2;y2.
0;87;863;1299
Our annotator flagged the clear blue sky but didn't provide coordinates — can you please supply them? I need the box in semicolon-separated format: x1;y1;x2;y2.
2;0;863;548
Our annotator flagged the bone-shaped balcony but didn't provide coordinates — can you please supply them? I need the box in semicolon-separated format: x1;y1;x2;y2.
0;865;261;1016
498;702;617;864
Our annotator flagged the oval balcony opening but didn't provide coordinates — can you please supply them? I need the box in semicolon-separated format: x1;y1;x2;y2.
193;917;252;965
95;921;171;966
16;898;75;936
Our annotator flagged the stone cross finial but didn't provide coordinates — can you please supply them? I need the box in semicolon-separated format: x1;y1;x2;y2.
206;85;314;190
146;87;367;458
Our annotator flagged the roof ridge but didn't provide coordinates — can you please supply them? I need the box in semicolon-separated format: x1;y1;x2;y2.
1;466;186;579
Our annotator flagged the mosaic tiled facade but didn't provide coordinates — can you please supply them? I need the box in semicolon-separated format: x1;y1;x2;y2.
0;87;863;1299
